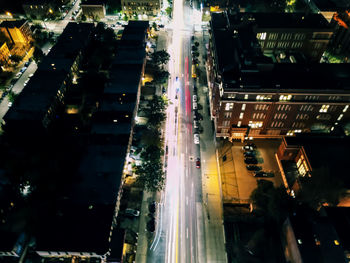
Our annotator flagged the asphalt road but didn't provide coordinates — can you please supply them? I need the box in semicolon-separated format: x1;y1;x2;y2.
146;0;206;262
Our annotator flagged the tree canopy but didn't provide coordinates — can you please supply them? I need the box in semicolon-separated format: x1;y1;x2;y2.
297;166;347;210
250;179;292;225
151;50;170;66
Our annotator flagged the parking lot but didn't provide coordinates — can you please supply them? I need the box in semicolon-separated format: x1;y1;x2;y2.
218;139;283;203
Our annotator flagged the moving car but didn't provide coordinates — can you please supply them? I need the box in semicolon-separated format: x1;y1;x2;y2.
196;158;200;169
125;208;140;217
149;202;156;214
246;165;262;171
147;218;156;232
194;133;200;144
244;157;258;164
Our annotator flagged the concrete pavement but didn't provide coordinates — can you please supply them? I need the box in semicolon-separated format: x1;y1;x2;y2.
195;30;227;263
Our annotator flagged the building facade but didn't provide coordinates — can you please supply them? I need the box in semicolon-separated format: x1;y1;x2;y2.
22;0;58;20
0;20;33;44
81;1;106;20
0;42;11;65
207;12;350;140
121;0;161;18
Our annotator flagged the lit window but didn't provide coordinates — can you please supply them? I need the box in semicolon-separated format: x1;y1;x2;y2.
241;104;246;111
237;121;241;127
337;114;343;121
257;32;266;40
256;95;272;101
225;103;234;111
319;104;329;113
334;240;340;246
297;239;302;245
248;121;263;128
286;130;294;136
239;113;244;119
244;94;249;100
279;94;292;101
343;105;349;112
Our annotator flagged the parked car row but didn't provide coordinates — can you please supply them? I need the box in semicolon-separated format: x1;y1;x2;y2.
243;143;275;178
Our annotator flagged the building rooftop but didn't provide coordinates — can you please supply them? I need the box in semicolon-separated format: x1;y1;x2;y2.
325;207;350;252
81;0;105;5
3;23;94;128
0;20;27;29
288;205;346;263
210;12;350;91
312;0;350;11
35;139;126;254
231;12;332;29
285;135;350;188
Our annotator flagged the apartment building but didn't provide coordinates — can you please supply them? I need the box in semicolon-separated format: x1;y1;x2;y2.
207;12;350;140
0;20;33;44
237;12;333;62
2;22;94;134
32;21;149;262
0;42;11;65
121;0;161;17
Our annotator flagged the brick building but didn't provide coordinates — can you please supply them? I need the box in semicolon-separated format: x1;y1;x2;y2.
207;12;350;140
237;12;333;62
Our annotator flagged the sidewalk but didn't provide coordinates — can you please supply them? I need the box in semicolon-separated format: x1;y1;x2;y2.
195;30;227;263
134;29;169;263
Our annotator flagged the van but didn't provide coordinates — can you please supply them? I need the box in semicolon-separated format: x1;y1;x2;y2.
193;102;197;110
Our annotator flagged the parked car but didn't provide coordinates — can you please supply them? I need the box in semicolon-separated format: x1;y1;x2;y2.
254;171;274;177
147;218;156;232
193;102;198;110
193;95;197;102
24;61;30;67
196;158;200;169
20;67;27;73
242;145;254;151
24;79;30;86
193;120;199;129
244;151;255;157
193;111;203;121
125;208;140;217
246;165;262;171
8;102;13;107
194;133;199;144
193;85;197;93
244;157;258;164
245;142;257;149
149;202;156;214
